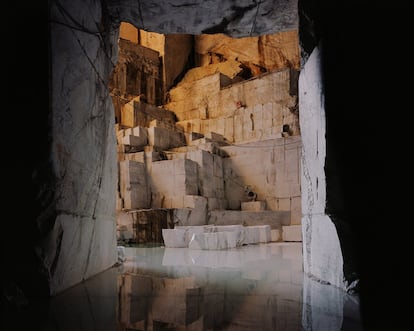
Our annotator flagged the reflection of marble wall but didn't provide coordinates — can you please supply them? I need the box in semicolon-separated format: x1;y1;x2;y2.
117;244;305;330
302;275;344;331
42;268;118;331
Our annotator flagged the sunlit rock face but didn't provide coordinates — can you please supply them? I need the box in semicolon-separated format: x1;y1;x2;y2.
195;31;300;74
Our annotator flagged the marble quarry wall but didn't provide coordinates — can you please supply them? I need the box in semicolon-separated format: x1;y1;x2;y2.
167;68;300;142
222;137;301;221
115;116;303;246
46;0;119;295
43;0;346;299
299;46;344;289
195;31;300;73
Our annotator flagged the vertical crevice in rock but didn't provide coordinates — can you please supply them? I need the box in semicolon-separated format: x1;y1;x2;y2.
301;149;313;273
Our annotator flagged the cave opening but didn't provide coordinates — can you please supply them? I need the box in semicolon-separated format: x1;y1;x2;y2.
5;0;388;328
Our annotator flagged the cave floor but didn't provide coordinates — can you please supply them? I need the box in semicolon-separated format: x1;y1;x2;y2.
40;243;362;331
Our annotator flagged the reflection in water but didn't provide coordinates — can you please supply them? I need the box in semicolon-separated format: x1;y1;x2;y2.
41;243;362;331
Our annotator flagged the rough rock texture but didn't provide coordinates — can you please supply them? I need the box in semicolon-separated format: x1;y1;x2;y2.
109;38;163;120
176;59;243;84
107;0;298;38
45;0;119;294
139;30;194;100
299;46;344;289
195;31;300;73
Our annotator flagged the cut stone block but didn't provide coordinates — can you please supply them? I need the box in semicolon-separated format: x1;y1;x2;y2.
186;150;225;198
169;130;187;149
213;225;245;246
130;209;169;244
151;159;199;198
185;131;204;144
204;132;226;143
278;197;291;211
172;208;207;226
162;228;187;248
121;135;147;148
188;232;237;250
148;126;170;150
242;225;271;244
148;126;187;150
124;152;144;162
170;196;184;208
184;195;207;209
290;196;302;225
243;227;260;245
208;210;241;225
116;194;123;211
257;225;271;243
271;229;281;242
119;160;149;209
174;225;213;245
213;154;223;177
131;102;177;129
207;198;228;210
189;137;212;146
241;201;266;211
209;210;291;229
282;225;302;242
132;126;148;138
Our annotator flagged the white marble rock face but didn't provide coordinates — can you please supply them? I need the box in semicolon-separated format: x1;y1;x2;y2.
174;225;211;245
213;225;245;246
299;46;344;289
282;225;302;242
162;229;187;248
243;227;260;245
188;232;237;250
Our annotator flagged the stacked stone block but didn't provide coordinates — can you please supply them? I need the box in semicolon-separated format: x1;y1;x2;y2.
186;150;227;210
150;159;198;208
119;160;149;209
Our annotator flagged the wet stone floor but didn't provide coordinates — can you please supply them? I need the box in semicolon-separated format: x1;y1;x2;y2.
40;243;362;331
